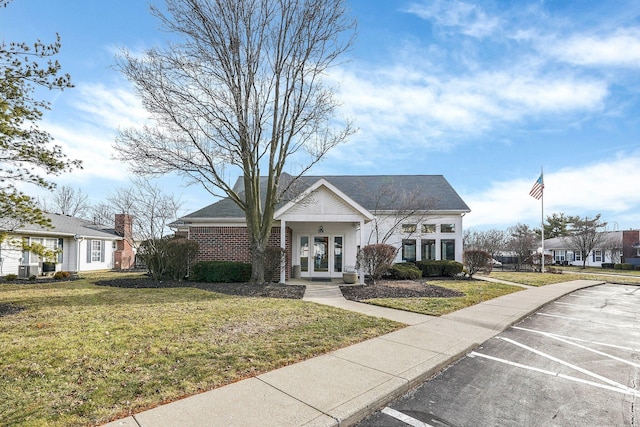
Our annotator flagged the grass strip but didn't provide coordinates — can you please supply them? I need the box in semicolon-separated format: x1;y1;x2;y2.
0;276;401;426
363;280;522;316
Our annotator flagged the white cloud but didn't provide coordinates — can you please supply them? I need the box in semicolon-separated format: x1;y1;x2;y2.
405;0;501;38
463;152;640;229
549;28;640;68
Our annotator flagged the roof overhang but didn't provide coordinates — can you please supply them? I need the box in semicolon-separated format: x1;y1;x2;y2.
275;178;375;223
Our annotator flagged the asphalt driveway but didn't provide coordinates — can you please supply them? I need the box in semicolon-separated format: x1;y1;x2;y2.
357;283;640;427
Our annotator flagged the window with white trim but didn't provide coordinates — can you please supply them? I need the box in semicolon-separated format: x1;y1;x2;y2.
422;224;436;233
402;224;417;233
441;224;455;233
91;240;102;262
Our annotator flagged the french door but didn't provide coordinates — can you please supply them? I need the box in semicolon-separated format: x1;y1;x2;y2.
299;235;343;277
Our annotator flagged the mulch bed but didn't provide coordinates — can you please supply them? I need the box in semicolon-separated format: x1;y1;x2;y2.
95;278;306;299
0;303;25;317
340;279;465;301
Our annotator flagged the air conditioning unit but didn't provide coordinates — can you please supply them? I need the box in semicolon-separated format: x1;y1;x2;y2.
18;265;37;278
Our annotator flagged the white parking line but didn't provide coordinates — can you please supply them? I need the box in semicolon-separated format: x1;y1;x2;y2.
498;337;638;395
536;312;636;328
511;326;640;368
512;326;640;353
381;407;433;427
469;352;640;398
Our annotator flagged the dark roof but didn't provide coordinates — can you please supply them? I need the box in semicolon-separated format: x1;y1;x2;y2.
8;213;121;240
182;174;470;220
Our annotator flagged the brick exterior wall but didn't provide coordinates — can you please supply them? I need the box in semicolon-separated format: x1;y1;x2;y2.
622;229;640;261
114;214;135;270
189;226;293;280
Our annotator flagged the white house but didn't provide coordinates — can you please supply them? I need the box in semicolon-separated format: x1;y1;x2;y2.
543;229;640;267
0;213;135;277
171;174;470;283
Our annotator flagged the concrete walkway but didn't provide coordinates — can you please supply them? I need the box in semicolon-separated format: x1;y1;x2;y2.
103;279;605;427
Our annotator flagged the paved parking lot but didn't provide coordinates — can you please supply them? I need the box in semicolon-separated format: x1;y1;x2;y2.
357;283;640;427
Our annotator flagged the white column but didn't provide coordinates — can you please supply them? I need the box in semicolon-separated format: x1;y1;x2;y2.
280;220;287;283
359;219;365;284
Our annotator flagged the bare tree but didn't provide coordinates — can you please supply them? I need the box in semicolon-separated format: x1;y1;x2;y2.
565;214;608;268
507;223;537;271
360;179;439;246
464;228;508;261
601;233;622;265
115;0;355;283
38;185;90;217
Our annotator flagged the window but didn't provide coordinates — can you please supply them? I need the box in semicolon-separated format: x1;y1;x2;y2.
421;239;436;260
402;224;417;233
441;224;455;233
441;239;455;260
575;251;582;261
402;239;416;262
554;250;566;262
422;224;436;233
334;236;343;273
567;251;575;262
91;240;102;262
300;236;309;272
593;250;603;262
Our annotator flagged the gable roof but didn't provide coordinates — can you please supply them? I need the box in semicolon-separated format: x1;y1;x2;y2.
181;173;470;220
5;213;122;240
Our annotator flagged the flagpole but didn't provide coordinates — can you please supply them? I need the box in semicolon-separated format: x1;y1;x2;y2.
541;167;545;273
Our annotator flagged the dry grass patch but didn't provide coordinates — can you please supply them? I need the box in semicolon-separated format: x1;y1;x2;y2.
0;277;401;426
488;271;640;286
362;280;522;316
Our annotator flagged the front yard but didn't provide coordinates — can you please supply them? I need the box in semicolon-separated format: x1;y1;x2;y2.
488;271;640;286
0;274;401;426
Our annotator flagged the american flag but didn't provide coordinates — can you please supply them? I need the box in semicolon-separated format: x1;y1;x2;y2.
529;174;544;200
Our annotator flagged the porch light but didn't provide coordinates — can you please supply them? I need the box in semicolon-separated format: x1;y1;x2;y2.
318;225;324;233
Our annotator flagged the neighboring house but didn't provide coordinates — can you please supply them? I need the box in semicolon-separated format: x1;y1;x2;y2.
0;213;135;277
171;174;470;283
544;229;640;267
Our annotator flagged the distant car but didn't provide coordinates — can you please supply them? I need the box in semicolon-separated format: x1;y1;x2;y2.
492;259;502;266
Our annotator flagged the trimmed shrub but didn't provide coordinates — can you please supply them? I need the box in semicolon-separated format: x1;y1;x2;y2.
53;271;71;280
388;263;421;280
416;260;463;277
166;238;200;280
621;263;634;270
635;265;640;271
264;247;285;283
416;260;442;277
4;274;17;281
442;260;464;277
601;263;615;269
191;261;252;283
357;244;397;283
463;250;491;278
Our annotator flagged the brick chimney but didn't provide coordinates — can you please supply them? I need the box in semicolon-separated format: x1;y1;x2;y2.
622;229;640;262
114;214;135;270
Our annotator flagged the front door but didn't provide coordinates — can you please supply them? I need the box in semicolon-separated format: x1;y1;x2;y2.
299;235;343;278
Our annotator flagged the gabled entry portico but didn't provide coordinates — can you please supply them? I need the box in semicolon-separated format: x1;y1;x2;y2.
275;179;374;284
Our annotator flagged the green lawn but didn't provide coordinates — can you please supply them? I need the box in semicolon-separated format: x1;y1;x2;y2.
363;280;523;316
0;275;401;426
488;271;640;286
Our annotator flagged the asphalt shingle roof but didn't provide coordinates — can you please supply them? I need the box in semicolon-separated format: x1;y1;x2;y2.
8;213;121;240
183;174;470;219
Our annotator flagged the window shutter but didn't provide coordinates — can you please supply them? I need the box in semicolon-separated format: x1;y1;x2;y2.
100;241;105;262
57;238;64;263
86;240;92;263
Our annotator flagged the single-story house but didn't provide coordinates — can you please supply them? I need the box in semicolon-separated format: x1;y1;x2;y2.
543;229;640;267
171;174;470;283
0;213;135;277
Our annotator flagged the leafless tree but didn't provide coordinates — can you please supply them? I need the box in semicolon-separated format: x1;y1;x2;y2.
360;180;439;246
115;0;355;283
564;214;608;268
601;233;622;265
464;228;508;260
507;223;537;271
38;185;90;218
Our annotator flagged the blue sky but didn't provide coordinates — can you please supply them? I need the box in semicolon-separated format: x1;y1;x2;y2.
2;0;640;231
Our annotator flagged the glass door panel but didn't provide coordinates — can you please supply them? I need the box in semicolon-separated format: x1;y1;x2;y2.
313;236;329;272
300;236;309;272
334;236;343;272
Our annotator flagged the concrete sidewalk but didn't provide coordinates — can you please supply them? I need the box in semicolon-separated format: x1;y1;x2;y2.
103;279;605;427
